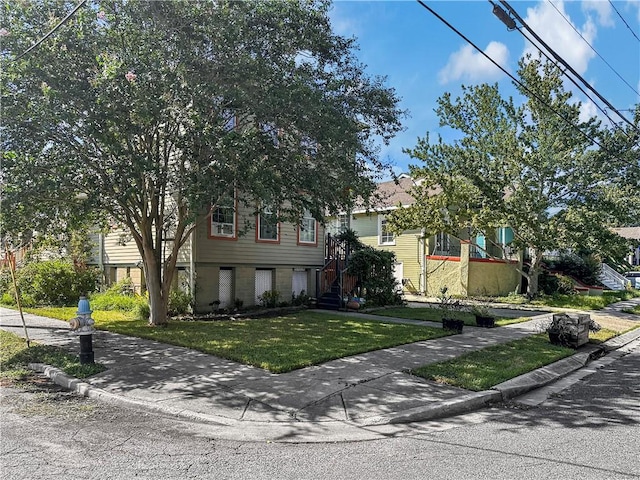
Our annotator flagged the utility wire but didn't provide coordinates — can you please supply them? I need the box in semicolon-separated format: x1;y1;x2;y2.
13;0;87;61
609;0;640;43
547;0;639;98
415;0;613;154
506;6;633;139
499;0;638;133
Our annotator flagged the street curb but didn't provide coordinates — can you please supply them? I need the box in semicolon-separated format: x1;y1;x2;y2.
28;363;240;427
359;390;503;426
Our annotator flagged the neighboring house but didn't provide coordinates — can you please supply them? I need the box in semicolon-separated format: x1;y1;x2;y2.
88;202;325;312
612;226;640;267
326;176;522;297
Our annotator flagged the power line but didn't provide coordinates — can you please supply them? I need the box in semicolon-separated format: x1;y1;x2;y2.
609;0;640;44
414;0;613;154
499;0;638;133
547;0;639;98
515;24;632;139
13;0;87;61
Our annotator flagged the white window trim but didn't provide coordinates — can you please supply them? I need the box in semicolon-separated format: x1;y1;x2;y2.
257;206;279;242
378;215;395;246
299;210;317;244
211;194;237;238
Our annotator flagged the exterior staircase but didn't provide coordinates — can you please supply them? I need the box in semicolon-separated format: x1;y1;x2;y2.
598;263;628;291
316;234;358;310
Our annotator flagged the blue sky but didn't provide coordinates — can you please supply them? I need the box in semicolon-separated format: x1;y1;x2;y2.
328;0;640;176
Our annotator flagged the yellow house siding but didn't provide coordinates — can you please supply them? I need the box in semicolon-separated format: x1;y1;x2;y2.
425;258;464;296
468;260;520;296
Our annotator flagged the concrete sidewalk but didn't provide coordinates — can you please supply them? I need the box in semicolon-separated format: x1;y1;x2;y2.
1;299;639;442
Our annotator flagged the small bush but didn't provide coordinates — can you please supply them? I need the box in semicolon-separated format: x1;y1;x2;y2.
292;290;312;306
168;290;192;316
1;292;15;305
258;290;280;308
135;302;150;321
105;277;136;296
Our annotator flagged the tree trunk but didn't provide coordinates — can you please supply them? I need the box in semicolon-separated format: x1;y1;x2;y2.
526;248;543;299
143;250;168;326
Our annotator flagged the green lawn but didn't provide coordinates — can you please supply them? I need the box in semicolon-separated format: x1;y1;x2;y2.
412;328;622;391
370;306;531;327
622;305;640;315
412;334;575;391
20;308;452;373
496;290;640;310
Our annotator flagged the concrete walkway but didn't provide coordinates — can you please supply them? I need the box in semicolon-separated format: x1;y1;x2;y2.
1;298;639;442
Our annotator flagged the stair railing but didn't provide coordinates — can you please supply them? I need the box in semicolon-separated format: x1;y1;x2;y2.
601;263;628;287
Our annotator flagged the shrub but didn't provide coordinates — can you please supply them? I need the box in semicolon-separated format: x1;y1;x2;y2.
105;277;136;296
258;290;280;308
1;292;15;305
16;260;99;306
135;302;150;321
89;291;146;311
168;290;192;316
556;274;576;295
549;253;602;286
347;246;404;307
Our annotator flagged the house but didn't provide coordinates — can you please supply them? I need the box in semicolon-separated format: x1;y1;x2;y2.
88;202;325;312
612;226;640;267
326;176;522;298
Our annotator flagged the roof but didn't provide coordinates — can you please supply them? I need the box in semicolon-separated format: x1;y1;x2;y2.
612;227;640;241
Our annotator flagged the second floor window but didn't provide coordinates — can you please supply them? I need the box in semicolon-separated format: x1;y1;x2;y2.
258;206;279;242
299;210;317;245
379;216;394;245
211;194;236;238
436;232;451;253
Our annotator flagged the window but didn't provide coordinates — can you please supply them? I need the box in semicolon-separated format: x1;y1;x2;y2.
257;205;279;242
298;210;317;245
211;194;236;239
222;110;236;131
378;216;395;245
337;213;348;233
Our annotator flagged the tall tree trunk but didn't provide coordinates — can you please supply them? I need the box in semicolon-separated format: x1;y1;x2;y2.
142;249;168;326
526;248;543;299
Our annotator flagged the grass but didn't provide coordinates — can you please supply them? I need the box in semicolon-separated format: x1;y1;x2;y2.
22;306;134;323
622;305;640;315
0;330;105;381
16;307;453;373
496;290;640;310
370;306;531;327
411;326;627;391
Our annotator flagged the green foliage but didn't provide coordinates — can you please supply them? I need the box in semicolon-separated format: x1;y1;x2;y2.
168;290;193;316
89;291;146;312
258;290;281;308
547;252;602;286
2;0;404;326
105;278;137;296
291;290;312;306
1;292;16;305
347;246;403;307
14;260;99;306
135;302;151;322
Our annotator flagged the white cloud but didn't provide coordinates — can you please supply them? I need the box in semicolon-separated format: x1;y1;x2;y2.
578;99;599;122
523;1;596;75
438;41;509;84
582;0;614;27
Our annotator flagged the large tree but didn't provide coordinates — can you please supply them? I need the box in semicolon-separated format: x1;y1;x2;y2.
389;57;636;297
1;0;403;324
